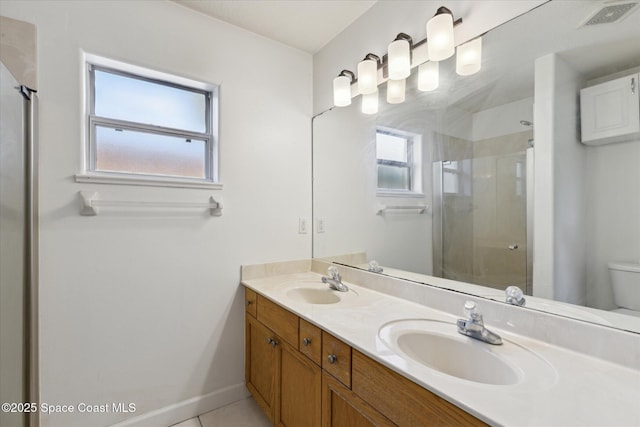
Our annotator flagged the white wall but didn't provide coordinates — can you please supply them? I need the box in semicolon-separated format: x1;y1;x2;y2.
0;1;312;426
472;97;533;141
313;1;546;114
585;139;640;309
313;103;432;273
533;53;586;304
583;69;640;311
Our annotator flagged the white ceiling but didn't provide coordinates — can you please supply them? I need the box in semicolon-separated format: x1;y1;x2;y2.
171;0;377;54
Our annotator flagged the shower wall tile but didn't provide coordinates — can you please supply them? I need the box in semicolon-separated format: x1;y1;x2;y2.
473;130;532;158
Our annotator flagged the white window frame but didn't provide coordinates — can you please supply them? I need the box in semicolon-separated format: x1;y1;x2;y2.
376;127;424;198
76;53;221;189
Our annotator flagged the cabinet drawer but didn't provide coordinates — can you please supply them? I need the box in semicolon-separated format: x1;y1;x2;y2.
299;318;322;366
322;331;351;388
352;350;486;426
257;295;299;347
245;287;257;318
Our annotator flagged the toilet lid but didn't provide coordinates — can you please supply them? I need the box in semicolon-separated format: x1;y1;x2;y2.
607;262;640;273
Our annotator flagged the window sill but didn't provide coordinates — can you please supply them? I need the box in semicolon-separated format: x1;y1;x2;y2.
75;172;223;190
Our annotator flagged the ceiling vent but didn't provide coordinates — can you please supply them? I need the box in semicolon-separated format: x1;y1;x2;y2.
581;1;639;26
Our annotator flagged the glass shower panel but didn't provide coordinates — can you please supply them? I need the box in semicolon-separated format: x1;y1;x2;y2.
441;159;474;283
0;62;27;427
472;153;527;290
437;151;528;292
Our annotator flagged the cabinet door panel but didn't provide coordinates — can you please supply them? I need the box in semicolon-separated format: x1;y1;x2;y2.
322;372;395;427
277;342;321;427
246;314;278;422
581;73;640;144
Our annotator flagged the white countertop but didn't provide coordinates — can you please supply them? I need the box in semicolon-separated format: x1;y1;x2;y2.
242;271;640;427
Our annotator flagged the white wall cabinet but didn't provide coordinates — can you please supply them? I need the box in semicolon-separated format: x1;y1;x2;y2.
580;73;640;145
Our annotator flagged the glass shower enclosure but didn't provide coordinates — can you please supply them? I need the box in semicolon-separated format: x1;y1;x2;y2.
0;60;38;427
432;132;533;295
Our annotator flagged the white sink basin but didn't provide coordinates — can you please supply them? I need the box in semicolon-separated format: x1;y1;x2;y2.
277;280;358;305
286;287;342;304
379;319;557;388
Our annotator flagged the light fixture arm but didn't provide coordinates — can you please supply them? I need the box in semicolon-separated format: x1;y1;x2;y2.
394;32;413;47
363;53;382;68
338;69;356;83
434;6;463;25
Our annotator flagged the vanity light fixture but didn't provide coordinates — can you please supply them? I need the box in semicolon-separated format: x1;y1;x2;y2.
387;79;406;104
357;53;381;95
426;7;457;61
362;89;379;114
456;37;482;76
418;61;439;91
331;6;475;111
388;33;412;80
333;70;356;107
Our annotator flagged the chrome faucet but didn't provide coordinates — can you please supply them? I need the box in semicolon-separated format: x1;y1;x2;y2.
368;260;383;273
456;301;503;345
505;286;526;306
322;266;349;292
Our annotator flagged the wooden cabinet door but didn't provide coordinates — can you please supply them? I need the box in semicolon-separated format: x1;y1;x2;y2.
276;342;322;427
322;372;395;427
246;314;279;423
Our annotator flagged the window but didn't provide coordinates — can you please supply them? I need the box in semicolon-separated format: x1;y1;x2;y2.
79;56;219;188
442;159;471;195
376;128;422;195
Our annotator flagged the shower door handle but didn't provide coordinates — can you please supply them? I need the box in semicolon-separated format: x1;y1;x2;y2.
508;244;519;250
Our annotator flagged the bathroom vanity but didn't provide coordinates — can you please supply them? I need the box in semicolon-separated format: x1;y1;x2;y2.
244;288;482;426
242;260;640;427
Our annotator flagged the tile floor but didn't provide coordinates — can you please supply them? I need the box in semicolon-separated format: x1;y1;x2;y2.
170;397;271;427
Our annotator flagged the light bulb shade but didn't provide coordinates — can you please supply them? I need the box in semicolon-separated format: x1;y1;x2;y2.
361;90;379;114
426;13;455;61
456;37;482;76
357;59;378;94
386;79;406;104
333;75;352;107
418;61;439;92
388;39;411;80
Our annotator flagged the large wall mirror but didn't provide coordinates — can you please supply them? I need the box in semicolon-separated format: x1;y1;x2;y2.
313;1;640;333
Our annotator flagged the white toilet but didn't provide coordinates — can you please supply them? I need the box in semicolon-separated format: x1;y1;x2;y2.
608;262;640;317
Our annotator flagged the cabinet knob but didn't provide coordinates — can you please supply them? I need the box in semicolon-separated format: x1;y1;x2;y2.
302;337;312;346
246;300;253;306
266;337;278;347
327;354;337;364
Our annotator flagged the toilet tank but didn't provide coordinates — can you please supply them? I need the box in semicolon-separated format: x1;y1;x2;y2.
608;262;640;310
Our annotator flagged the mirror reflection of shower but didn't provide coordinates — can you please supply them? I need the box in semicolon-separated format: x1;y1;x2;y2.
433;110;534;294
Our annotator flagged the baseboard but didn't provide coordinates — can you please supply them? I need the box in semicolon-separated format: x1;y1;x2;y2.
109;383;250;427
